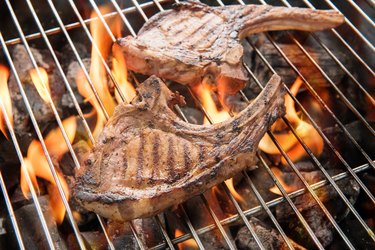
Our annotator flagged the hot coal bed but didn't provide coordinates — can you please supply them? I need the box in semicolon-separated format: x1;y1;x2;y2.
0;0;374;249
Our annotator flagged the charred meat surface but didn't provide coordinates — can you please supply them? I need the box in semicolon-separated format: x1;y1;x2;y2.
74;75;285;221
118;0;344;98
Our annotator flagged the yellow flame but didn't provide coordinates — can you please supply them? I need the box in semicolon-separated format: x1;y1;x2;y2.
20;116;76;224
194;83;246;204
259;77;324;164
112;43;136;103
29;67;50;103
175;229;198;250
0;65;13;138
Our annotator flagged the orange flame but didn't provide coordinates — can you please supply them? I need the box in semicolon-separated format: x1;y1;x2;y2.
77;4;135;140
175;229;198;250
194;83;245;203
259;77;324;164
269;167;298;195
20;116;77;224
29;67;50;103
112;43;136;103
0;65;13;138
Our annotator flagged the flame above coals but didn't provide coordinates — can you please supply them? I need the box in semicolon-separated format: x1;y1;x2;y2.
20;116;77;224
76;4;136;140
259;77;324;165
194;83;245;204
0;65;13;138
29;67;50;103
175;228;198;249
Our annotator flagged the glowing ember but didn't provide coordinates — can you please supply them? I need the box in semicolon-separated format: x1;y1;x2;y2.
20;116;77;224
175;229;198;249
269;167;298;195
112;43;136;103
259;77;324;164
0;65;13;138
29;67;50;103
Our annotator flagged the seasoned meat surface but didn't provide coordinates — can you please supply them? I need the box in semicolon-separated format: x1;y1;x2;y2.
74;75;285;221
118;0;344;97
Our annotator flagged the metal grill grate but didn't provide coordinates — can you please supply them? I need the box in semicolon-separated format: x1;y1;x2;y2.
0;0;374;249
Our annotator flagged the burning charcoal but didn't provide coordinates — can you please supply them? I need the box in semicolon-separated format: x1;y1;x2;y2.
67;231;108;250
13;195;67;249
274;161;360;247
323;121;375;167
61;59;90;112
107;220;140;249
8;45;65;140
235;217;306;250
247;33;350;88
184;195;235;249
132;218;164;248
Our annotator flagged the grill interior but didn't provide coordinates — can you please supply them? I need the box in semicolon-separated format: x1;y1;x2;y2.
0;0;374;249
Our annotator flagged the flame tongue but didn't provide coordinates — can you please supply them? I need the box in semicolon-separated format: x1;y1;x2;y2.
29;67;51;103
20;117;77;224
0;65;13;138
259;77;324;164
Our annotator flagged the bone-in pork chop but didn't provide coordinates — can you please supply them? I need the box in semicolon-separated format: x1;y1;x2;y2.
74;74;285;221
118;1;343;100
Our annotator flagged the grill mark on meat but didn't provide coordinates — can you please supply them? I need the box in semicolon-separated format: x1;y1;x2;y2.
190;19;223;48
183;142;192;172
74;75;286;221
137;133;145;184
167;136;176;181
169;15;212;43
152;133;160;180
199;145;205;162
186;16;222;47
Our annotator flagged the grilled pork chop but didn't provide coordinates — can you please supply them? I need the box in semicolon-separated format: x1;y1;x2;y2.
74;74;285;221
118;1;344;101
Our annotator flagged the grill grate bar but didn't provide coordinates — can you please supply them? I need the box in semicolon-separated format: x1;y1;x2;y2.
257;154;325;249
243;172;295;250
150;161;373;249
0;32;56;250
260;32;375;169
321;0;374;50
179;205;206;249
285;31;375;135
301;0;375;75
4;1;91;248
243;47;375;204
127;2;262;248
200;194;237;250
1;0;171;47
243;41;375;241
67;0;128;106
244;38;374;238
277;0;375;107
345;0;375;27
0;171;25;250
244;64;366;247
218;0;372;245
155;215;176;250
1;0;373;248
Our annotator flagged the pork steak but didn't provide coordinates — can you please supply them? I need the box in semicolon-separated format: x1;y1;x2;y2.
74;74;285;221
118;1;343;101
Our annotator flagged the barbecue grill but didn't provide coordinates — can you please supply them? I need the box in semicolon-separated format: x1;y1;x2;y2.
0;0;374;249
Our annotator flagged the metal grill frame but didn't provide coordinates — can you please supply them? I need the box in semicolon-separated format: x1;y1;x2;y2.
0;0;374;249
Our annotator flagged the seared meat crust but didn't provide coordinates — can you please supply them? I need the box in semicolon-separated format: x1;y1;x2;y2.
74;74;285;221
118;1;344;96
